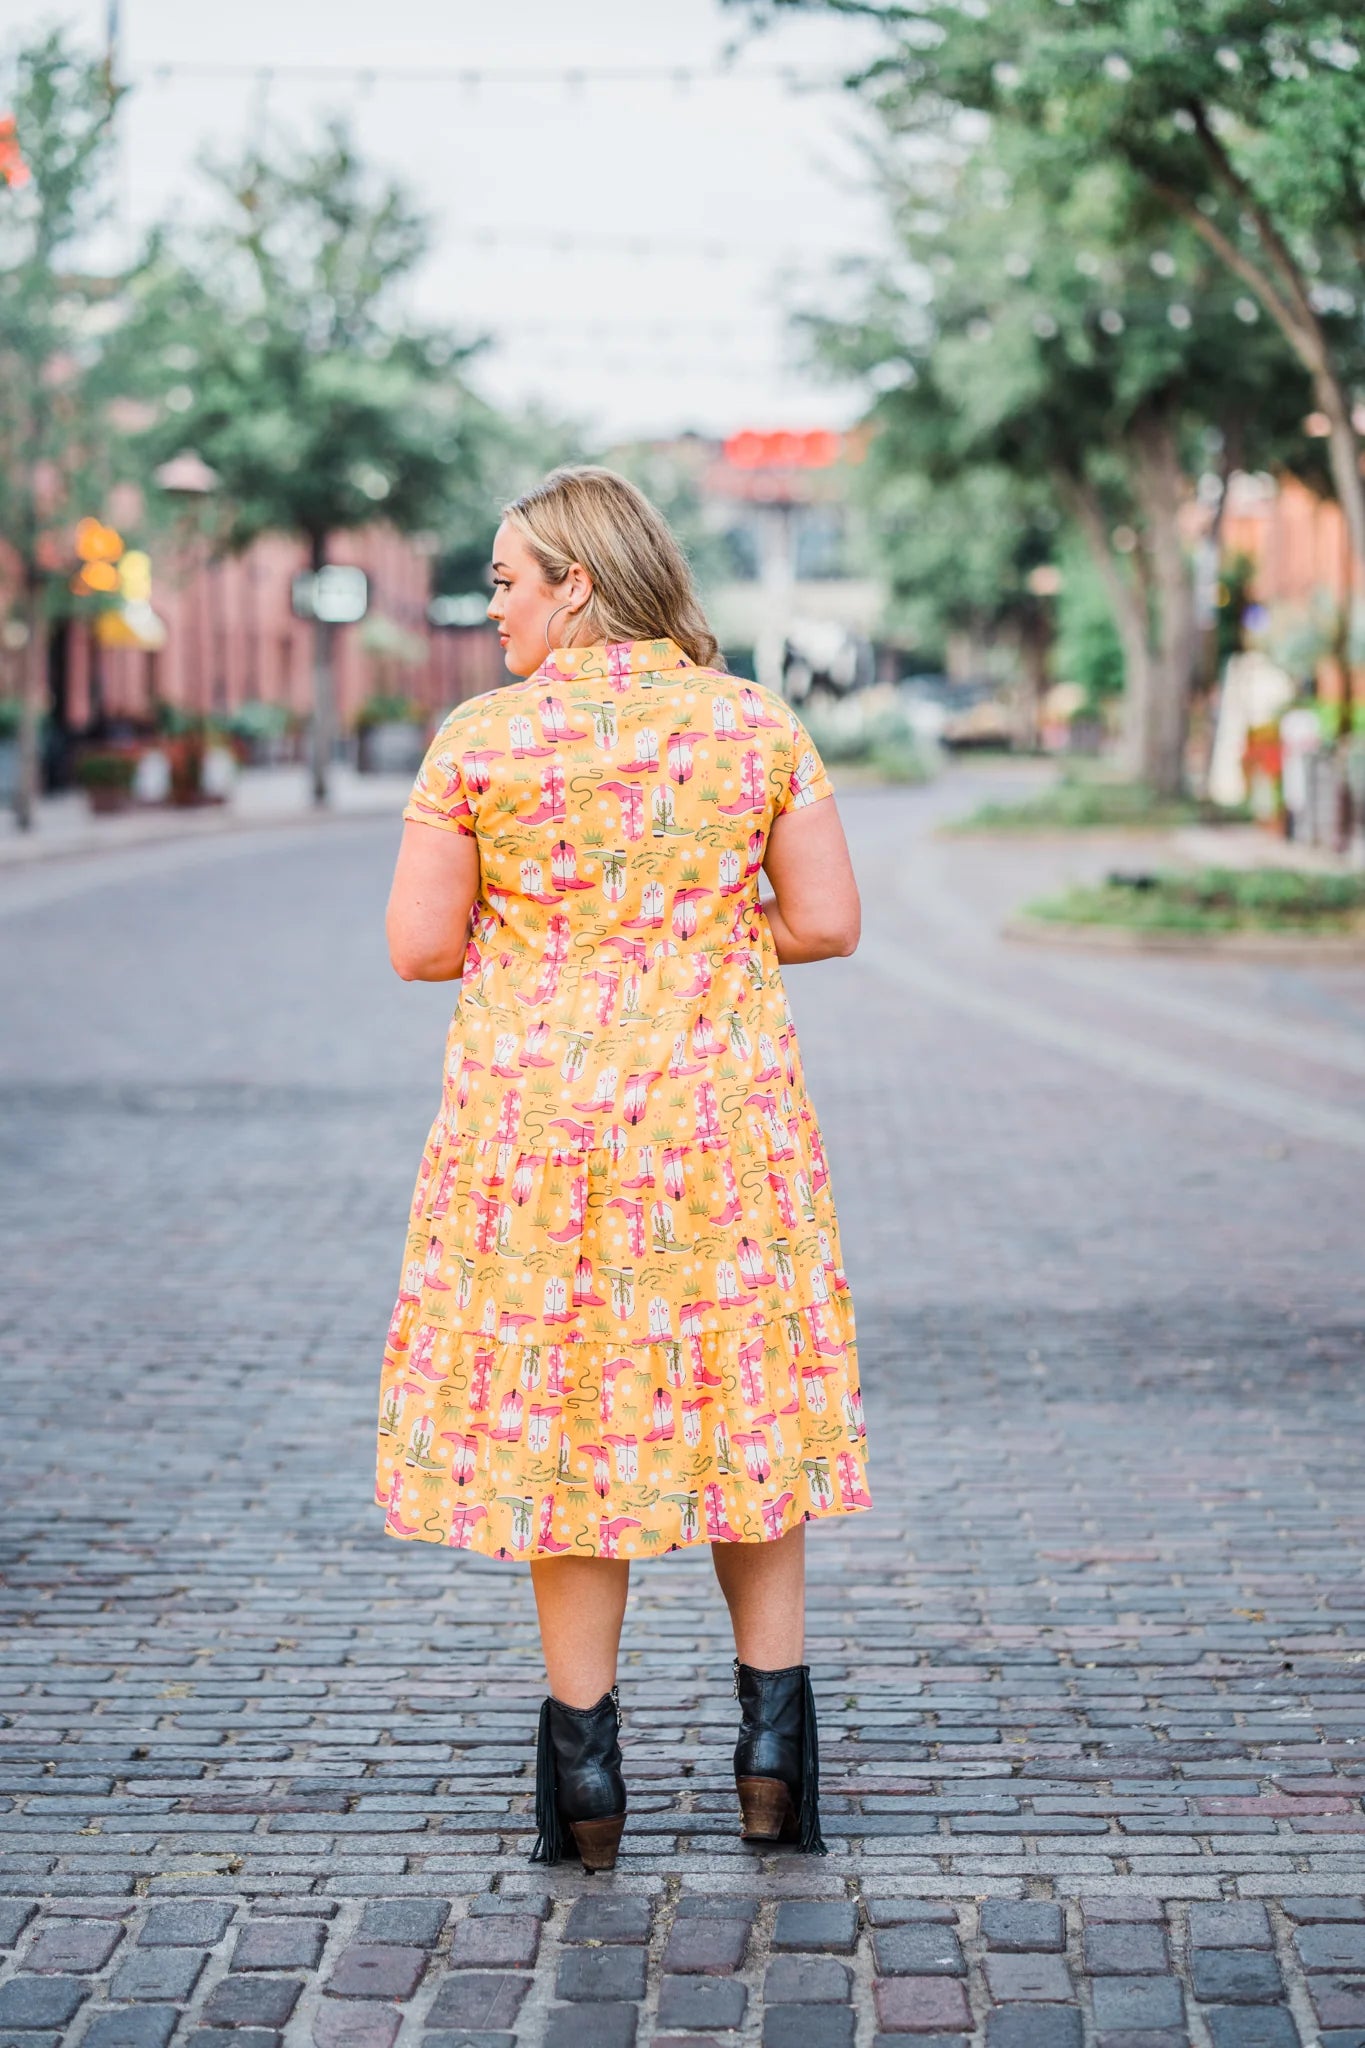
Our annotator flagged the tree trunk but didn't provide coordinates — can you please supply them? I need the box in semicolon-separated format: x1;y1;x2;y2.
1013;613;1050;751
1130;414;1197;799
309;533;333;807
1055;469;1157;779
15;581;48;833
1156;118;1365;584
1313;363;1365;614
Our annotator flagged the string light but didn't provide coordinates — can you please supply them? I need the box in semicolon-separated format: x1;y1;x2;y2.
137;59;838;92
444;225;870;267
484;348;819;378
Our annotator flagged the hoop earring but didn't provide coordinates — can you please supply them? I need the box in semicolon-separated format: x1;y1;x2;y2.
544;602;573;655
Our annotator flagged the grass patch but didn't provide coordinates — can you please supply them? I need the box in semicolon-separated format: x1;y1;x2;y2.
949;771;1247;833
1026;866;1365;935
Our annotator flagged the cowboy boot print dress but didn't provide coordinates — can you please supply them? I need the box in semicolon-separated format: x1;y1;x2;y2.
375;637;870;1560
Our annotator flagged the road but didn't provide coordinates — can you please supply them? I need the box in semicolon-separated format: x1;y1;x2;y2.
2;763;1363;2047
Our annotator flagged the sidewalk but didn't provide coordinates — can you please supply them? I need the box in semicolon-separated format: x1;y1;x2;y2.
7;760;1356;878
0;763;411;868
1172;822;1358;874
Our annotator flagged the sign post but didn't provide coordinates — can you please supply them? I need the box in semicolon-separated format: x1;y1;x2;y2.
292;564;369;806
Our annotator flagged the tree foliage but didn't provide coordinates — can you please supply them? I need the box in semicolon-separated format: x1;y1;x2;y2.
0;33;139;823
139;119;522;798
743;0;1365;569
147;120;487;560
735;0;1363;786
800;114;1311;786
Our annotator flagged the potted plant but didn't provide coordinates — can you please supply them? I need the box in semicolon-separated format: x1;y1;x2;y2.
151;705;229;807
355;690;427;774
224;698;294;767
75;749;138;814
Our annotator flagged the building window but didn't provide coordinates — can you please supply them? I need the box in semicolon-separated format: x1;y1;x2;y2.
793;508;847;581
721;525;761;583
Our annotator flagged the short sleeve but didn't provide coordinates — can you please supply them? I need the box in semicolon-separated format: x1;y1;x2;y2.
403;711;478;837
776;705;835;814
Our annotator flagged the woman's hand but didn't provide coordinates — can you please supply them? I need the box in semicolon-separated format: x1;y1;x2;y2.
759;797;861;963
386;821;482;981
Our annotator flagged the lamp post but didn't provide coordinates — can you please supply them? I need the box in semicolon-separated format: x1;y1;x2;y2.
152;451;219;726
291;552;369;806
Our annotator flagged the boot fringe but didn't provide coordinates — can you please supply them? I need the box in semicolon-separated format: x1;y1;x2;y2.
798;1666;826;1855
529;1696;564;1864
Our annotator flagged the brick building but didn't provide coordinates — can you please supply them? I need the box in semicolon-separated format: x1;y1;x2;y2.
1221;471;1363;698
22;522;504;762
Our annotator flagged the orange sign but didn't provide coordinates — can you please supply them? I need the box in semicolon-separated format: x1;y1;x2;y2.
75;518;124;563
0;115;30;190
71;518;126;596
723;430;844;470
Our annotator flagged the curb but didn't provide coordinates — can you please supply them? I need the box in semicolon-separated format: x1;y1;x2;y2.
1002;915;1365;965
0;801;399;874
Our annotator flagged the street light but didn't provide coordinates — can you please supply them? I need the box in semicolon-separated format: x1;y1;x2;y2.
153;450;219;497
153;451;219;723
290;563;370;805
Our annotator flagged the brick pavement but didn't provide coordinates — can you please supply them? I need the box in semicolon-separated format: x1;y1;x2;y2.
1;765;1363;2046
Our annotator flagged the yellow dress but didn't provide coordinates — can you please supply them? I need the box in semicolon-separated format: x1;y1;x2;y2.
375;637;869;1559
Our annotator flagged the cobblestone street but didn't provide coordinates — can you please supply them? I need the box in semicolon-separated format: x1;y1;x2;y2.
2;764;1363;2048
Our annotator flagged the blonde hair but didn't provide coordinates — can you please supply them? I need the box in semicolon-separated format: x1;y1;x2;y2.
503;465;721;669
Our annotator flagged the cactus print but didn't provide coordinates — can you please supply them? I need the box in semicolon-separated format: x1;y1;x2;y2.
376;637;869;1559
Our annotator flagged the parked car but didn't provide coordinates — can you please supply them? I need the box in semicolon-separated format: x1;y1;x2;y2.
938;684;1015;752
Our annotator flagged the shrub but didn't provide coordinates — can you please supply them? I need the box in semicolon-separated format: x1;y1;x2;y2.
356;692;423;730
225;699;293;742
951;770;1248;833
74;750;137;790
1027;866;1365;934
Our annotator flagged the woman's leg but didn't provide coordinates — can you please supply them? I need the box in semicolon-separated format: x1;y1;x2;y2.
530;1556;631;1707
711;1524;806;1666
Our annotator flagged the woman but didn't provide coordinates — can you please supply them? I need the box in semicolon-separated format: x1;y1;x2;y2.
378;466;868;1872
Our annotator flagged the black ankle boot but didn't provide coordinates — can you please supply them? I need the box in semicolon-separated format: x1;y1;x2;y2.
732;1658;827;1854
529;1687;626;1871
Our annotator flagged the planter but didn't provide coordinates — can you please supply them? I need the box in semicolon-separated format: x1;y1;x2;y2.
132;748;173;805
86;783;135;816
161;735;227;807
358;719;427;775
75;748;141;814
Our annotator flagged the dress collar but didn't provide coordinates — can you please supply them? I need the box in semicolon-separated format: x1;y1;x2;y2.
534;637;694;685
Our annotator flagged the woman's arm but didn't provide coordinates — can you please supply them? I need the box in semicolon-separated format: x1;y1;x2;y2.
386;820;482;981
759;795;861;963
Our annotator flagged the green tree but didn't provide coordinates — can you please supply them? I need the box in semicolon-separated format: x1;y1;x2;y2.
0;33;127;827
744;0;1365;580
432;404;582;604
1054;541;1126;710
802;122;1312;789
150;120;489;800
843;441;1059;735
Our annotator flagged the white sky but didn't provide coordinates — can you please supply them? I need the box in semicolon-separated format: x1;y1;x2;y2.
52;0;890;444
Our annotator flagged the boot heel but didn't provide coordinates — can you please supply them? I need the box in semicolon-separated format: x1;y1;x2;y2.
732;1662;827;1855
530;1690;627;1871
737;1775;798;1842
569;1811;625;1872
